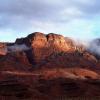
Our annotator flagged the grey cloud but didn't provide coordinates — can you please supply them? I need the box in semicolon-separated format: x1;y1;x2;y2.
0;0;100;32
0;0;62;19
0;0;99;19
73;0;100;15
7;44;30;52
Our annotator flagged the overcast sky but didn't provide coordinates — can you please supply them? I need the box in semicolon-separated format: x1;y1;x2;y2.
0;0;100;42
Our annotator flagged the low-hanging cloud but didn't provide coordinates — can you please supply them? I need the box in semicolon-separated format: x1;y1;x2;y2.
7;44;30;52
88;39;100;56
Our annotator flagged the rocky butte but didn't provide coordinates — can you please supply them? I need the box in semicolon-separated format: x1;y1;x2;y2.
15;32;74;63
0;32;100;99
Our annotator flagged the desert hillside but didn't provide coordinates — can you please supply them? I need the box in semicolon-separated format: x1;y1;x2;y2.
0;32;100;99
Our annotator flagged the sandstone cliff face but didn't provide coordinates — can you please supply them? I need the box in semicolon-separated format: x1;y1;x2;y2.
46;33;69;51
0;32;99;70
14;32;99;67
30;33;70;64
15;32;73;64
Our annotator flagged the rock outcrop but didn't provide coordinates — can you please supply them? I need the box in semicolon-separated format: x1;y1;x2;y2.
0;32;98;70
0;32;99;71
15;32;73;64
0;32;100;99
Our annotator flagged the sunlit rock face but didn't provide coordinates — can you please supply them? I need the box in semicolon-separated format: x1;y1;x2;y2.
12;32;100;65
0;32;99;68
15;32;73;64
26;32;48;64
46;33;69;51
27;32;71;51
29;33;70;63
